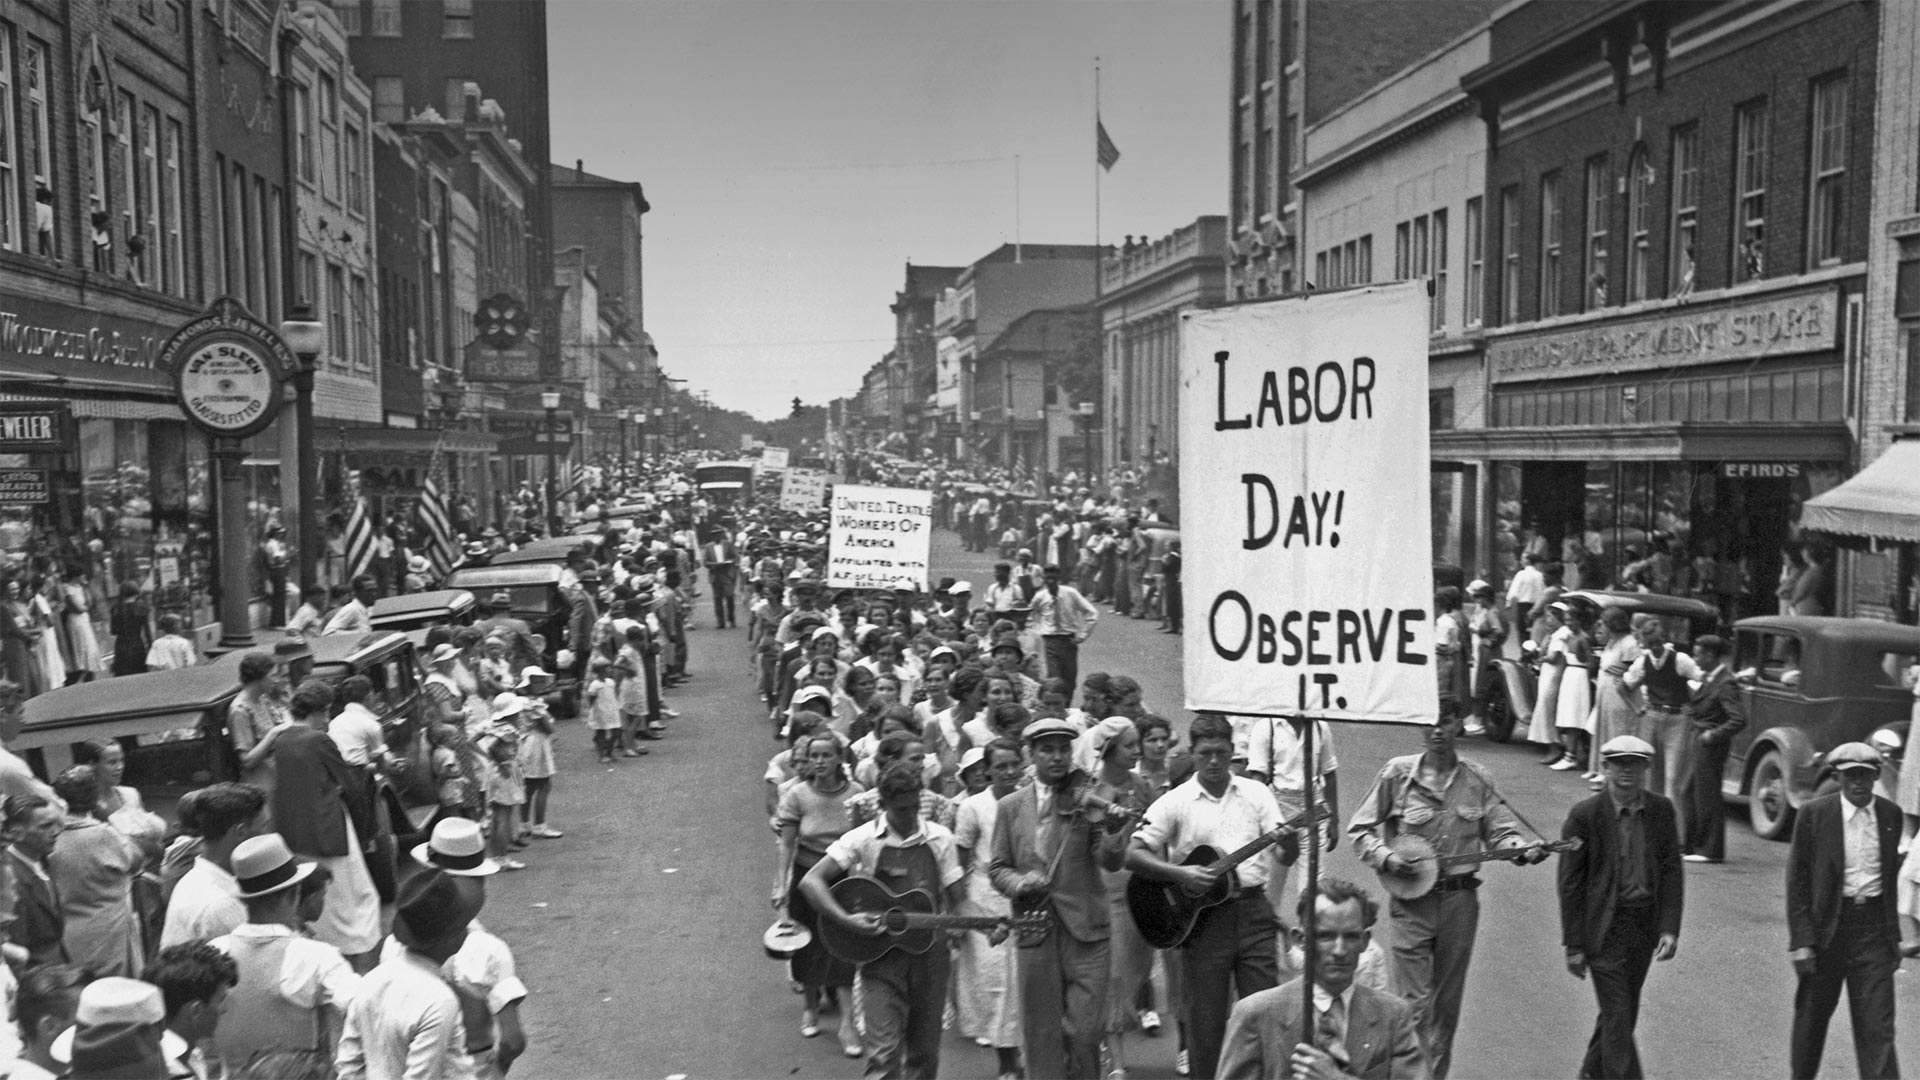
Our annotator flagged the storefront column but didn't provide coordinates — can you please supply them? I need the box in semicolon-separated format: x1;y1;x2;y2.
216;439;257;650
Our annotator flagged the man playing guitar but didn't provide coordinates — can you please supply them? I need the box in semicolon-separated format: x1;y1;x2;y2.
1346;699;1550;1080
803;762;978;1074
1127;712;1297;1080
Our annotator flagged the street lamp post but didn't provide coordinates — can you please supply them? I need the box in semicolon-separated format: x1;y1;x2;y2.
1077;401;1097;484
277;306;326;601
541;388;561;535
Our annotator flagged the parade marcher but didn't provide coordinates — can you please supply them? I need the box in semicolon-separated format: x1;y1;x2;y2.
1681;635;1743;863
803;762;979;1074
1558;735;1683;1080
1621;617;1701;804
336;869;481;1080
953;741;1026;1079
1127;712;1290;1080
1347;702;1547;1080
991;716;1129;1080
1031;565;1097;702
773;732;864;1054
1078;716;1154;1079
1215;878;1430;1080
1246;713;1339;934
703;532;739;629
1786;741;1903;1080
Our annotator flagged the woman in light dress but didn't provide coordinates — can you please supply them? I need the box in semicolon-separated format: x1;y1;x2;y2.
30;577;65;692
1548;601;1595;773
74;738;166;959
59;569;102;684
1526;604;1566;755
1588;607;1644;777
1079;717;1153;1080
952;740;1025;1080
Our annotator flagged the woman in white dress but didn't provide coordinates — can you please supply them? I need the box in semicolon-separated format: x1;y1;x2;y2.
1548;601;1595;772
1526;604;1565;753
30;578;65;691
60;570;103;683
952;741;1024;1079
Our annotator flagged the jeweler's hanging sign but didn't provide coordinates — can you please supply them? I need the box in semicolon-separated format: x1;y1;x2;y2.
158;297;291;440
1179;282;1435;726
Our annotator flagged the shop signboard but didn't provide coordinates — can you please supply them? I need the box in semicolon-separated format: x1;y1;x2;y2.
1486;284;1840;383
1178;282;1434;726
157;297;291;439
761;446;791;472
0;404;69;454
0;468;50;506
465;342;540;383
827;484;932;591
780;467;829;511
491;414;573;456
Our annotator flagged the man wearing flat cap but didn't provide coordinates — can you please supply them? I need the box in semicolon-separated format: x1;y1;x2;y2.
1786;741;1903;1080
1557;735;1683;1079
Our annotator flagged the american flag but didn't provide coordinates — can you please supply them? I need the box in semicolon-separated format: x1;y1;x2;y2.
1096;119;1121;172
417;444;457;579
343;480;376;582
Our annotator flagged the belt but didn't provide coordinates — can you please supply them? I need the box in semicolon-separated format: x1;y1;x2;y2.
1044;633;1074;639
1645;704;1685;714
1845;893;1884;907
1432;875;1481;894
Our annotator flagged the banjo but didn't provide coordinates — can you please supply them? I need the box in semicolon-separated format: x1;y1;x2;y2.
1376;834;1581;900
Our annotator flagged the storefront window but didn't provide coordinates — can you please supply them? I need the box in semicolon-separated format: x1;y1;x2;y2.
1491;462;1523;588
79;419;157;622
238;429;285;602
150;422;214;629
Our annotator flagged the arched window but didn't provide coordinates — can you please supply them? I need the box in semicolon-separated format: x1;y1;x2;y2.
1626;143;1653;302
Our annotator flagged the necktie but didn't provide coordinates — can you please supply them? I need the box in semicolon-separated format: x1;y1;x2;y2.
1318;996;1349;1067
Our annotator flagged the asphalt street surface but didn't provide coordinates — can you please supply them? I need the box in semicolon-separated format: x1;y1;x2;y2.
486;527;1918;1079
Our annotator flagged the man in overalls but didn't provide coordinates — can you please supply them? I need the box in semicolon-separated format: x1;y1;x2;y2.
803;763;974;1077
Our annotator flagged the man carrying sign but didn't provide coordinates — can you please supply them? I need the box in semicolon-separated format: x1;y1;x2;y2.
1347;703;1549;1080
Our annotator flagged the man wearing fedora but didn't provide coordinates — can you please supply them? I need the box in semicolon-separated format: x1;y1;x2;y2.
1786;741;1904;1080
1558;735;1684;1080
210;833;360;1072
337;869;481;1080
402;820;530;1077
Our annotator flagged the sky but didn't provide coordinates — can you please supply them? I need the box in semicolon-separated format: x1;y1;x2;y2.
547;0;1229;421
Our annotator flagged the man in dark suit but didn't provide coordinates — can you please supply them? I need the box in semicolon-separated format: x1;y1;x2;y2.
5;794;67;969
1218;877;1430;1080
1786;741;1903;1080
1558;735;1683;1080
1682;634;1745;863
989;717;1129;1080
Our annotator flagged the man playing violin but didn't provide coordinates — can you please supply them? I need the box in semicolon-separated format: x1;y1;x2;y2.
1346;700;1548;1080
804;762;980;1076
989;717;1131;1080
1128;712;1298;1080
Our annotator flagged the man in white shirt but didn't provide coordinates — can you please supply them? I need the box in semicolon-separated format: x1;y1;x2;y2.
1246;716;1340;937
400;820;530;1078
328;675;392;771
160;783;269;951
1504;553;1546;643
322;576;380;637
1030;565;1097;702
337;869;479;1080
982;563;1023;615
212;833;362;1071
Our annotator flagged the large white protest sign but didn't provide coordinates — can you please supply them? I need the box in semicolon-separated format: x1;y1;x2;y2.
1179;283;1434;725
827;484;932;591
781;467;829;511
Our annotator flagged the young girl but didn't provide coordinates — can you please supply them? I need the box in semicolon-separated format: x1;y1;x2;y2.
586;659;625;764
428;724;474;824
519;687;560;840
485;735;527;871
618;624;651;756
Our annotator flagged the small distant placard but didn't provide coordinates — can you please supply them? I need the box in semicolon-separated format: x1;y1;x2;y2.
781;468;828;511
0;468;50;506
761;446;791;472
827;484;932;592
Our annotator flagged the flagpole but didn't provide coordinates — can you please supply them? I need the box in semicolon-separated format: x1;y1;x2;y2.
1014;154;1022;263
1094;57;1102;298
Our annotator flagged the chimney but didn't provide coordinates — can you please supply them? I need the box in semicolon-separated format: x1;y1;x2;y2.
575;159;584;181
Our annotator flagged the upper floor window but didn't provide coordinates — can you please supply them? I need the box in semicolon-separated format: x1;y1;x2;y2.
1539;172;1564;318
1625;145;1651;302
318;74;339;203
332;0;361;34
345;122;366;215
373;77;404;124
0;27;19;252
1733;99;1769;282
1431;208;1448;333
295;83;314;183
1500;187;1520;324
1807;74;1848;268
1669;124;1698;296
1464;196;1484;328
1583;156;1610;311
371;0;401;36
444;0;474;39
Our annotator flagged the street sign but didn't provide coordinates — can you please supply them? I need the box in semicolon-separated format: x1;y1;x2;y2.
492;414;574;455
0;468;50;506
465;342;541;382
157;297;291;439
761;446;791;472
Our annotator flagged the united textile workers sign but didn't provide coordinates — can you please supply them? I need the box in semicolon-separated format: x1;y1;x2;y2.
827;484;933;592
1179;282;1435;726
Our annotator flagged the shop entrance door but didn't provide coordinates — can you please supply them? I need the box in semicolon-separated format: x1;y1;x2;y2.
1520;462;1587;560
1721;476;1794;621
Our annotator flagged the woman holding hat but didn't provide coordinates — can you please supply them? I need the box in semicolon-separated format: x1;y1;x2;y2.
772;731;863;1049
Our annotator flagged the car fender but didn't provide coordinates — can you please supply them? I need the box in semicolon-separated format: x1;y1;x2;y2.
1493;658;1536;716
1744;725;1820;808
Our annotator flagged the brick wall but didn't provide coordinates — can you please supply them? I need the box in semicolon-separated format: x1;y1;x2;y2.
1484;3;1879;326
1304;0;1502;125
1862;0;1919;465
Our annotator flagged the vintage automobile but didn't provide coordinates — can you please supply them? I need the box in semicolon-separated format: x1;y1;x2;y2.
1477;590;1718;744
487;535;591;568
1725;616;1920;840
370;588;478;635
441;561;581;708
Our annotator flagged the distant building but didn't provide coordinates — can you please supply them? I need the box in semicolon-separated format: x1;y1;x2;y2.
551;159;650;382
976;305;1098;475
890;263;961;451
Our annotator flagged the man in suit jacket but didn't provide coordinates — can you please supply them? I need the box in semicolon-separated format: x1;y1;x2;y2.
1682;634;1745;863
989;718;1128;1080
1786;741;1903;1080
1558;735;1683;1080
1218;878;1429;1080
6;795;67;969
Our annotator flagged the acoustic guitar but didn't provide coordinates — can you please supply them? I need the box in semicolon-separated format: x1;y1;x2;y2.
817;876;1051;966
1375;834;1582;900
1127;805;1330;951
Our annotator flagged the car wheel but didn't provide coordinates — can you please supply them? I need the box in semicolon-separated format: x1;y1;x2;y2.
1749;748;1796;842
1483;685;1514;743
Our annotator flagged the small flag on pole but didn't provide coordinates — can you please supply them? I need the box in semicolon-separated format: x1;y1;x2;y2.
417;443;457;579
344;482;375;582
1097;119;1121;171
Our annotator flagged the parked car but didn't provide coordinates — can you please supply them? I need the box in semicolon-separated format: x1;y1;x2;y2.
1724;616;1920;840
371;589;478;635
1477;590;1717;744
442;562;582;708
487;535;590;568
17;666;246;799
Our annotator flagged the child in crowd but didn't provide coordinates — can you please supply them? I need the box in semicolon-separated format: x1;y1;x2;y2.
586;658;625;764
146;613;199;671
618;624;651;757
520;685;561;840
485;734;527;870
428;724;474;823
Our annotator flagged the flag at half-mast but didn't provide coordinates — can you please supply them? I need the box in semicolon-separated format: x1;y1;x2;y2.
343;475;375;581
417;443;457;578
1097;119;1121;171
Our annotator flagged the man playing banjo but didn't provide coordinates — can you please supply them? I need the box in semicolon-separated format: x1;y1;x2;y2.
1346;699;1552;1080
